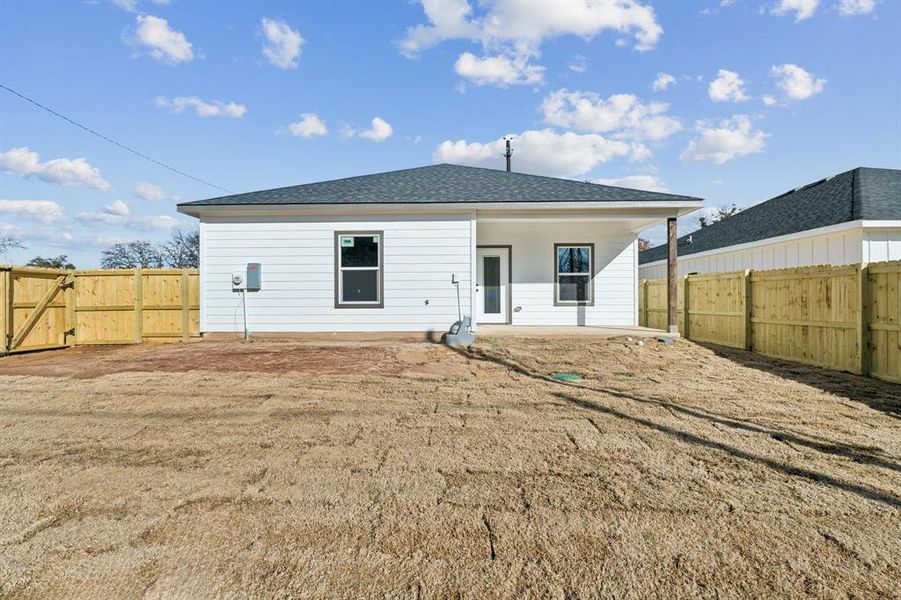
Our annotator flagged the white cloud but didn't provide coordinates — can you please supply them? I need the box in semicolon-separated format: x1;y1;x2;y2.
77;200;181;231
568;54;587;73
130;214;182;231
680;115;768;165
0;147;112;191
540;89;682;141
105;199;130;217
128;14;194;64
344;117;394;142
652;72;676;92
154;96;246;118
399;0;662;86
287;113;328;138
77;200;131;226
401;0;663;54
838;0;875;15
133;181;179;201
708;69;750;102
762;94;777;106
772;0;820;21
0;199;66;224
434;129;643;178
454;52;544;86
261;17;304;69
770;63;826;101
593;174;669;192
112;0;139;11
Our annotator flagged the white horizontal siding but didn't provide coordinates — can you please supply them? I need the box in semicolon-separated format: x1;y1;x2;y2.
200;214;473;333
477;221;637;326
639;227;867;279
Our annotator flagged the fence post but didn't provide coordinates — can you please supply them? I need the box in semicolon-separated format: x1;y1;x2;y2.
644;280;650;327
1;267;11;353
181;270;190;341
858;263;870;377
638;280;645;327
743;269;752;351
682;275;690;339
133;268;143;343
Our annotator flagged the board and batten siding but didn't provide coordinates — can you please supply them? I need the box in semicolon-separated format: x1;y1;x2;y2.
200;214;474;333
477;221;638;326
863;228;901;262
639;225;866;279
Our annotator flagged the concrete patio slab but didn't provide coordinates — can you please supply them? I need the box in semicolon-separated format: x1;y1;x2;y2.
476;324;673;338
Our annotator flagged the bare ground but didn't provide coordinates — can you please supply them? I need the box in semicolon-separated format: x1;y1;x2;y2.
0;337;898;598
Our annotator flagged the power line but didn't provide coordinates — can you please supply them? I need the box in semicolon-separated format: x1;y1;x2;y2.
0;83;233;194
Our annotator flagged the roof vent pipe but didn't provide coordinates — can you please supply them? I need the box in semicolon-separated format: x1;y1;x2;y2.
504;137;513;172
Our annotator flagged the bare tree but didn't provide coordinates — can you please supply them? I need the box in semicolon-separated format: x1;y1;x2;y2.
162;229;199;268
699;204;743;228
637;237;652;251
0;233;24;259
27;255;75;269
100;241;164;269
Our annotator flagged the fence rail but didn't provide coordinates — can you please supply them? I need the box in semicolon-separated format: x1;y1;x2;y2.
640;261;901;384
1;266;199;354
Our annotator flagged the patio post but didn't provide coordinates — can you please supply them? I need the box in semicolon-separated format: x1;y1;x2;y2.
667;217;678;334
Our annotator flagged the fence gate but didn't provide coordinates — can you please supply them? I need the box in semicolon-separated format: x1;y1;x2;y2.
1;266;74;354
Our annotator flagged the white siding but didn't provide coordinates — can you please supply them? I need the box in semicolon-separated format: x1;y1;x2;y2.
477;221;637;326
863;228;901;262
200;213;474;333
639;227;865;279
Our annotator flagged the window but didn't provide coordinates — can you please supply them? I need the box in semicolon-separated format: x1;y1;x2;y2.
335;231;383;308
554;243;594;306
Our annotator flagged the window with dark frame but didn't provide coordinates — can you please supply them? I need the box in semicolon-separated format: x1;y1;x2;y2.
335;232;383;308
555;243;593;305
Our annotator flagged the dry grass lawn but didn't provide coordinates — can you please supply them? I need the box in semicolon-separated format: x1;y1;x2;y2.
0;337;899;598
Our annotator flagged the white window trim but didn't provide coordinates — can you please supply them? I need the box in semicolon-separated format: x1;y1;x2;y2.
335;231;384;309
554;243;595;306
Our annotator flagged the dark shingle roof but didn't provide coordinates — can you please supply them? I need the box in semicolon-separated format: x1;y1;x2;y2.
639;167;901;265
178;163;701;207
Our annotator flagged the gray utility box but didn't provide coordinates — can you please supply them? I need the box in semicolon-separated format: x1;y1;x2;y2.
246;262;261;291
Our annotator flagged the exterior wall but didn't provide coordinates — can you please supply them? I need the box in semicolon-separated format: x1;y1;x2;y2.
200;213;474;333
863;228;901;262
477;221;638;326
640;226;865;279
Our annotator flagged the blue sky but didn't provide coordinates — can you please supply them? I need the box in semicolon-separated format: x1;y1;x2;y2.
1;0;899;267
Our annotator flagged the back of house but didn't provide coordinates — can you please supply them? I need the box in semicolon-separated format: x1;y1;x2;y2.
178;164;701;335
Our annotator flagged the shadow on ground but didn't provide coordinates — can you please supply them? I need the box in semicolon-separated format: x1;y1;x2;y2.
697;342;901;418
452;342;901;510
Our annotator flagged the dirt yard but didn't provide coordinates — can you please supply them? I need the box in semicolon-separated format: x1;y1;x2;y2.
0;337;898;598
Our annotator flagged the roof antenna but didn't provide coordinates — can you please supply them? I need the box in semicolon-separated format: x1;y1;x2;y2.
503;137;514;172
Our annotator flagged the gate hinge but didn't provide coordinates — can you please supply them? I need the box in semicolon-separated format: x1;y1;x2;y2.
61;281;75;290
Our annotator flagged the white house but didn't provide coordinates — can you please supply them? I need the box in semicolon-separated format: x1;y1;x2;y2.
178;164;701;334
640;167;901;279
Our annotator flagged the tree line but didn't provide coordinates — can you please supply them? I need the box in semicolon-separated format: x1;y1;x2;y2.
0;229;199;270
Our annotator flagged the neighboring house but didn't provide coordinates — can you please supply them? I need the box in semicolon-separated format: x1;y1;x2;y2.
178;164;701;334
639;167;901;279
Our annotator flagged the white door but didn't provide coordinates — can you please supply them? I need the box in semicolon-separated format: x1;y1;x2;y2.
476;248;509;324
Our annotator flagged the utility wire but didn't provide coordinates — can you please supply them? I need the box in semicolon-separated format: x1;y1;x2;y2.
0;83;233;194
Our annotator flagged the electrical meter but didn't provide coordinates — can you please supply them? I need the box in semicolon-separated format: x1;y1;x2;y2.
232;263;261;292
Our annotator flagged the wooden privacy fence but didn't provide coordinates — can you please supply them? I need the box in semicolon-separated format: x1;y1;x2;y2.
2;265;200;354
640;261;901;384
